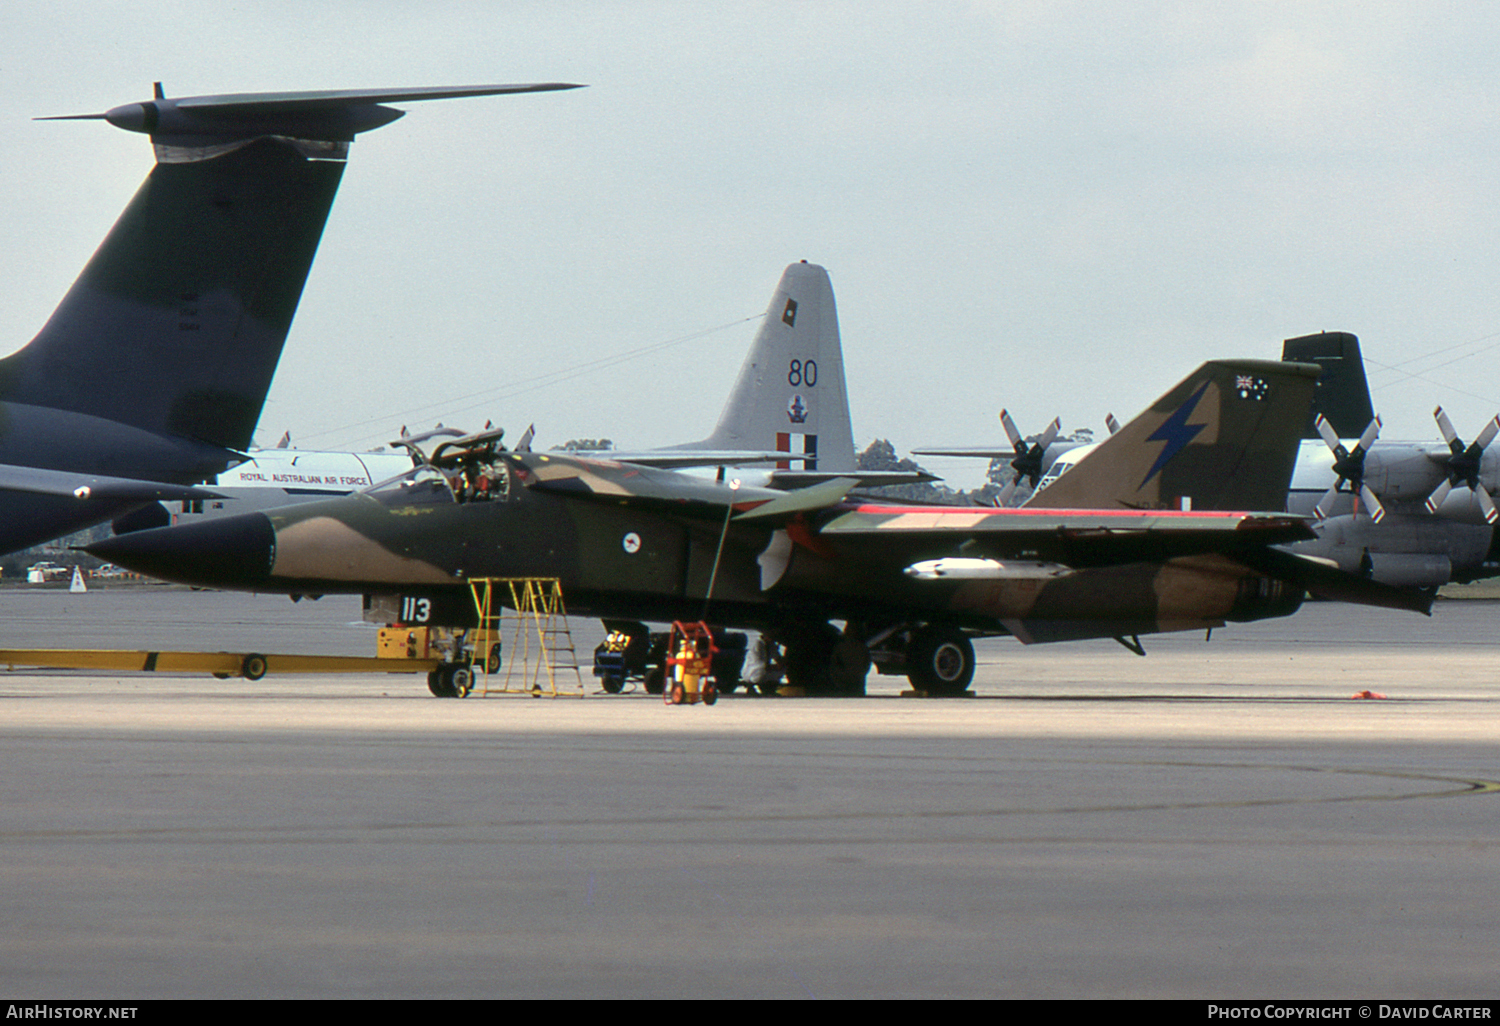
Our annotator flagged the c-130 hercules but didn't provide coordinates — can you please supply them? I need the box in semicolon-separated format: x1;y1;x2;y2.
0;80;580;556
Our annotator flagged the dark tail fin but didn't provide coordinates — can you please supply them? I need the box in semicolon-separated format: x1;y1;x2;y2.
1024;360;1319;511
1280;331;1375;441
0;138;343;451
3;82;584;453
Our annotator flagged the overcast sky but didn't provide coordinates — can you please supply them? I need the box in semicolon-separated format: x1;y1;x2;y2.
6;1;1500;487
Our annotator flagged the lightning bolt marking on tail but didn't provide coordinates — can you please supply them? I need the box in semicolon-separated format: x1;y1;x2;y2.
1141;380;1212;487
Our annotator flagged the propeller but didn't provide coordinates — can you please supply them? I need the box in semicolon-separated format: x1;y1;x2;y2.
1424;407;1500;524
1313;414;1384;523
995;410;1061;505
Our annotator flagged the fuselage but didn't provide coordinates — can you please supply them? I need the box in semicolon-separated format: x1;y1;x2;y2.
90;455;1315;644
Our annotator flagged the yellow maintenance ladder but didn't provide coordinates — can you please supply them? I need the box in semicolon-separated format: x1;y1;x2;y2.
468;577;585;697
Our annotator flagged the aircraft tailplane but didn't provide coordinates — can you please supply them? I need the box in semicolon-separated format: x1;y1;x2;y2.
3;82;583;457
673;261;856;473
1280;331;1375;441
1024;360;1319;511
0;137;344;453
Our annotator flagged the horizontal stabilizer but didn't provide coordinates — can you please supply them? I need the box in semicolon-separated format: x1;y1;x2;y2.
0;463;221;503
734;477;859;520
910;446;1018;459
1238;546;1434;615
767;469;937;489
593;449;808;470
42;82;586;145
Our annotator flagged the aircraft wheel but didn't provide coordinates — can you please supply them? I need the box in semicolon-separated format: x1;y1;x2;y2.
241;653;268;681
783;622;840;693
427;664;471;698
427;668;456;698
829;631;871;696
905;626;974;695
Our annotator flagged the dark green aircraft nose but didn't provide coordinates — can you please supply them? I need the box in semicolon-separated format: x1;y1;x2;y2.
87;513;276;589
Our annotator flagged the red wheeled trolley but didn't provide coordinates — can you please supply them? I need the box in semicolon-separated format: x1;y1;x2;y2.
663;620;720;706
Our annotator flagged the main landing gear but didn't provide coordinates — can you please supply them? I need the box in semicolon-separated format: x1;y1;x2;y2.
900;625;975;695
780;622;870;696
593;618;980;698
777;621;976;697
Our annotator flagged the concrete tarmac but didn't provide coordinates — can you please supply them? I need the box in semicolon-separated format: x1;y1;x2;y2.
1;585;1497;998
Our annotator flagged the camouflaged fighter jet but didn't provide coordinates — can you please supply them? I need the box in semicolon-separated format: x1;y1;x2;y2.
90;358;1431;695
0;81;580;555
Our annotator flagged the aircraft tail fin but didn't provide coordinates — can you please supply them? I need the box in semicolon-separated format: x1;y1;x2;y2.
2;82;583;454
0;138;345;452
675;262;856;472
1280;331;1375;441
1024;360;1320;511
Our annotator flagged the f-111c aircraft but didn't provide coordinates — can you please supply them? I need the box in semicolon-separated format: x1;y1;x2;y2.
91;358;1430;695
0;81;580;554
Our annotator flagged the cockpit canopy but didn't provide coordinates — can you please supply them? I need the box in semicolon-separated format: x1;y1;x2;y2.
365;453;512;506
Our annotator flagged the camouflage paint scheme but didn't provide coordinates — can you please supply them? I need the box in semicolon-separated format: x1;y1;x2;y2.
92;354;1432;694
91;448;1422;644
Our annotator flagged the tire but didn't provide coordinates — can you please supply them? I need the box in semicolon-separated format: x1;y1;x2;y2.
712;632;747;694
829;632;871;696
486;642;502;675
240;653;268;681
702;682;718;706
644;665;666;695
905;626;974;695
427;668;456;698
782;622;840;694
427;664;470;698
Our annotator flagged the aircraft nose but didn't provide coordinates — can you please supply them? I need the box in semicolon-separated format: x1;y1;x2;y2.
86;513;275;589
